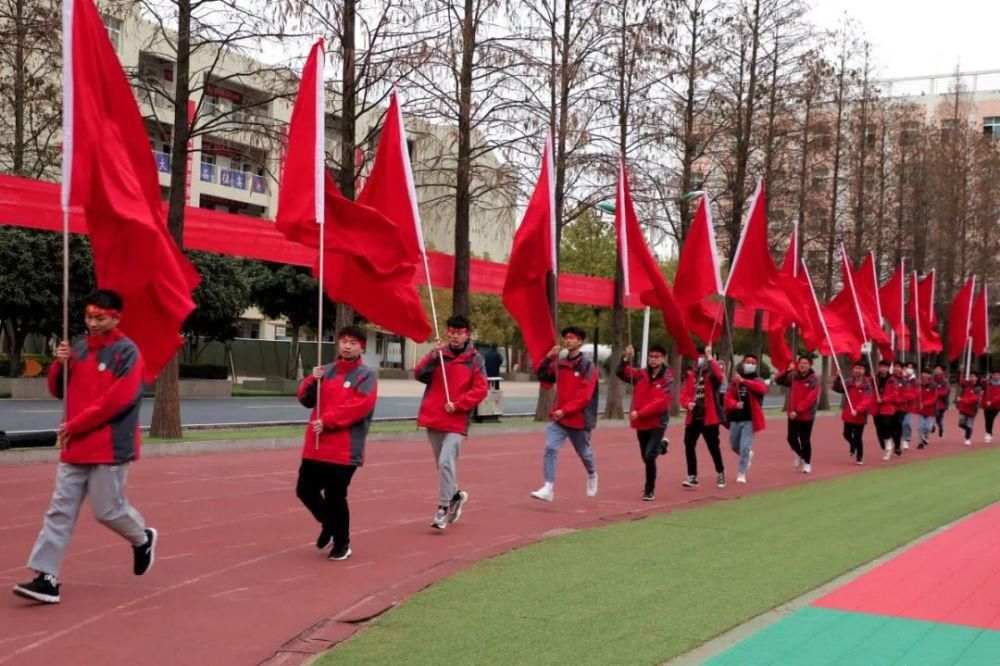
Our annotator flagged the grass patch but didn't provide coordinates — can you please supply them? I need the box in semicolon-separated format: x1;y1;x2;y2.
230;387;297;397
145;417;539;444
323;448;1000;665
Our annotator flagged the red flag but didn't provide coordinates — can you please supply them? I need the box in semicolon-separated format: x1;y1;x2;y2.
854;251;893;360
971;285;990;356
946;277;977;361
63;0;199;383
674;195;723;342
907;271;943;354
724;181;797;321
502;133;557;370
277;42;431;341
879;258;909;352
767;229;800;370
821;250;868;359
616;159;697;359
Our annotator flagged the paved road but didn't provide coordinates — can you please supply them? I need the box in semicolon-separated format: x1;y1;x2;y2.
1;393;786;432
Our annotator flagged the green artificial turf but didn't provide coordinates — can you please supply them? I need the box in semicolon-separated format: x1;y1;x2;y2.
322;448;1000;665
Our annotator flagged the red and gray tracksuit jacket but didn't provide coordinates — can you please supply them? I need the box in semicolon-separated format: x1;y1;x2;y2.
957;381;984;417
917;382;939;417
832;375;872;425
873;374;900;416
415;343;488;435
933;376;951;410
897;376;920;413
538;352;600;431
297;358;377;466
723;375;768;432
47;329;145;465
774;369;820;422
680;360;725;427
615;360;672;431
984;382;1000;412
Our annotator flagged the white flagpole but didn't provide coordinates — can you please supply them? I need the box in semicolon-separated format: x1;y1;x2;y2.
314;42;326;448
802;259;854;413
60;0;76;432
913;270;921;375
394;88;451;403
641;307;650;361
964;276;977;382
841;245;879;401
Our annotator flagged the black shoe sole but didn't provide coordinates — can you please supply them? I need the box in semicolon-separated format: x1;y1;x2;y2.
328;547;352;561
13;585;60;604
134;528;157;576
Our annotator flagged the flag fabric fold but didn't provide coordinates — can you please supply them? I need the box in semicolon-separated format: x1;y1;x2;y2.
856;252;893;360
946;277;977;361
502;133;557;371
907;271;943;354
64;0;199;383
879;259;909;353
674;195;723;342
971;285;990;357
615;159;698;359
276;42;431;341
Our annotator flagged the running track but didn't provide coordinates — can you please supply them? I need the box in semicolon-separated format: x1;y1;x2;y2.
0;415;981;664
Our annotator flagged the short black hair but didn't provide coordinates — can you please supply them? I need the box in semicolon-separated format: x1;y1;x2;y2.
934;364;945;370
337;325;367;345
446;314;471;330
904;362;916;369
797;354;813;364
892;361;903;368
560;325;586;339
649;344;667;355
969;371;981;379
696;344;707;354
853;360;866;368
742;353;758;362
86;289;123;311
878;359;891;367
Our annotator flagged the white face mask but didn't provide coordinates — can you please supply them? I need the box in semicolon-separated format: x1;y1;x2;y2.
905;368;915;378
743;364;757;374
697;358;706;368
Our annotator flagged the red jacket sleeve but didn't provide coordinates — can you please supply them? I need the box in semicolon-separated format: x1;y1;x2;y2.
561;362;599;416
743;378;768;397
616;359;640;384
680;373;694;407
47;361;64;399
453;355;489;412
64;346;145;437
297;375;318;408
414;351;441;385
723;383;739;411
537;357;556;388
321;371;378;429
636;379;671;418
794;374;820;414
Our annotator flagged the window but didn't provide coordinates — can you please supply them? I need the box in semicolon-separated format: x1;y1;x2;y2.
811;166;830;190
406;138;416;160
984;117;1000;139
103;16;123;52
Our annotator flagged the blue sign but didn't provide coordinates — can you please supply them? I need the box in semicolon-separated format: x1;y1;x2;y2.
232;170;247;190
200;163;215;182
251;175;266;194
154;152;170;173
219;168;232;187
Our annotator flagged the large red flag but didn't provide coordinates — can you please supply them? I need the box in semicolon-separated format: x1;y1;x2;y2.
879;258;909;352
724;181;797;321
822;251;867;359
907;271;943;354
674;195;723;342
971;285;990;356
615;159;697;359
854;251;893;360
767;229;799;370
502;133;557;370
276;42;431;341
63;0;199;383
946;277;977;361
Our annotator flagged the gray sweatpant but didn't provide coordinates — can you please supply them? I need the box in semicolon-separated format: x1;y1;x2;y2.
427;430;464;506
27;462;147;577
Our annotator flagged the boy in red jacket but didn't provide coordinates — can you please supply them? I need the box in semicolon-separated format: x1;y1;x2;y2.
680;345;726;489
915;369;939;450
872;360;899;461
617;343;672;500
14;291;155;605
774;355;820;474
832;361;872;465
984;370;1000;445
724;354;767;484
415;315;488;530
530;326;599;502
900;362;920;450
295;326;377;561
957;371;984;446
932;364;950;438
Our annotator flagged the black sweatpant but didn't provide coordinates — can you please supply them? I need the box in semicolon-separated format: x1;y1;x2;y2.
935;407;946;436
843;422;864;462
985;409;998;436
296;459;357;549
874;414;895;449
684;421;723;477
637;427;666;493
786;419;814;464
892;411;906;453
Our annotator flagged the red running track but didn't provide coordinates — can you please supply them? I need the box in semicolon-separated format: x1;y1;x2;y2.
0;414;981;664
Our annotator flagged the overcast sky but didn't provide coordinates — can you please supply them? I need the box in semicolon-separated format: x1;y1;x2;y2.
808;0;996;80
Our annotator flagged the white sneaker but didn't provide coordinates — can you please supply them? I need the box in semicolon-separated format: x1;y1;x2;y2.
530;485;554;502
902;440;910;450
855;460;864;466
586;474;598;497
736;473;747;484
883;443;893;461
747;450;754;470
793;456;802;469
801;463;812;474
986;434;992;444
964;440;972;447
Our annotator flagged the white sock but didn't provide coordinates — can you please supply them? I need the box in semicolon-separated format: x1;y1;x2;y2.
543;482;554;492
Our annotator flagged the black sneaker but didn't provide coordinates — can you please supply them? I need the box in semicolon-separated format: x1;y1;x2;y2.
13;573;60;604
717;472;726;488
328;544;352;561
659;438;669;456
917;441;926;450
642;491;655;501
447;490;469;524
682;475;698;488
133;527;157;576
316;527;332;550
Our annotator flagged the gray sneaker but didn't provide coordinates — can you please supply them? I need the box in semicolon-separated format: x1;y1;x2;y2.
447;490;469;524
430;507;448;530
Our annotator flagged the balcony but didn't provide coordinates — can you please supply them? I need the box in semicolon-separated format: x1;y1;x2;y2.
200;163;267;195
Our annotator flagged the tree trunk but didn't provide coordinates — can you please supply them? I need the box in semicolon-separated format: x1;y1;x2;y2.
605;258;626;419
13;0;25;175
451;0;475;318
287;323;301;380
6;320;24;378
150;0;192;439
